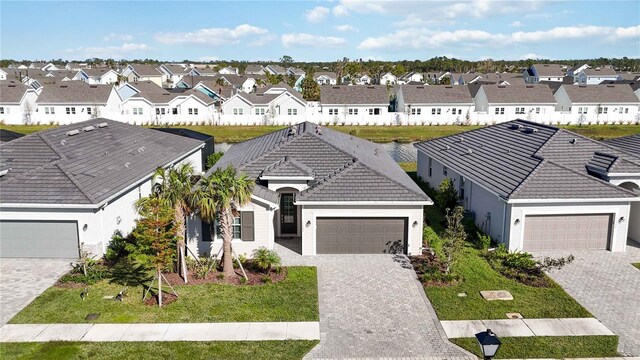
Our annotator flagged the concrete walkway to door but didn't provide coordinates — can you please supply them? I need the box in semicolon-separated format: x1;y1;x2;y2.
275;243;474;360
0;258;71;326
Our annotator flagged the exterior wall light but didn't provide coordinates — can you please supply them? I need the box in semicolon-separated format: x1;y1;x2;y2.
116;216;122;225
514;219;520;225
412;220;419;228
619;216;625;223
306;220;311;227
82;224;88;231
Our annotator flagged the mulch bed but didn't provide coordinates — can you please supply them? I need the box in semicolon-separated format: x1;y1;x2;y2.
144;292;178;306
55;281;87;289
163;264;287;286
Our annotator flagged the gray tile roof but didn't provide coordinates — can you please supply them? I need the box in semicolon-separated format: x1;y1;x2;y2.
0;82;29;103
128;81;177;104
260;156;314;178
415;120;639;200
560;84;640;103
532;64;566;77
481;84;556;104
36;82;114;105
583;68;617;76
211;122;430;203
604;134;640;156
320;85;389;105
129;64;163;77
0;118;203;205
400;85;473;104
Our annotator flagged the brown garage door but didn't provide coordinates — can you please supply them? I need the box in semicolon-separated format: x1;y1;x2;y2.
316;217;407;254
523;214;612;251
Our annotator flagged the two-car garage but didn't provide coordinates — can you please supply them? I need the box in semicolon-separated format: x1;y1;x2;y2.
315;217;408;254
0;220;80;258
522;214;613;251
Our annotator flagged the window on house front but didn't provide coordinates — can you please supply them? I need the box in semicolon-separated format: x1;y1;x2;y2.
87;107;92;115
494;107;504;115
0;107;4;114
66;107;76;115
411;108;421;115
431;108;441;115
451;108;457;114
598;107;608;114
288;108;297;115
535;107;541;114
233;108;243;115
215;216;242;239
368;108;381;115
515;107;525;114
255;108;265;115
428;157;432;177
443;166;448;176
578;107;588;114
624;108;629;114
328;108;338;115
349;108;359;115
172;108;178;115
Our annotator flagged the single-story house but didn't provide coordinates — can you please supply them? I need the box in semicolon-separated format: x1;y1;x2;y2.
415;120;640;253
320;85;390;125
0;118;204;258
474;84;556;123
0;81;38;124
396;85;474;125
187;122;431;257
554;84;640;125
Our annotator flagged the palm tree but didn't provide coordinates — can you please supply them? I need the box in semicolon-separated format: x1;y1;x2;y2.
195;166;254;279
151;163;196;283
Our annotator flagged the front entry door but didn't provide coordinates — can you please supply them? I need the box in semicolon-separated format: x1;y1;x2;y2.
280;193;297;235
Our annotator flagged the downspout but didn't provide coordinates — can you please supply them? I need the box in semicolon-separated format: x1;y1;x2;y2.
500;198;507;246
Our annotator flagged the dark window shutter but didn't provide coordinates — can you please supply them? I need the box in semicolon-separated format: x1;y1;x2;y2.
241;211;254;242
201;220;212;242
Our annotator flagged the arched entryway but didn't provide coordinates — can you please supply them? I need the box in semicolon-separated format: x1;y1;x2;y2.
619;181;640;244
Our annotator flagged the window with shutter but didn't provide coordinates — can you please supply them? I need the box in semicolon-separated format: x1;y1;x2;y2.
241;211;255;242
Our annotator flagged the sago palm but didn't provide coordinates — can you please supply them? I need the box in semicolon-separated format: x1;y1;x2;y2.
195;165;254;279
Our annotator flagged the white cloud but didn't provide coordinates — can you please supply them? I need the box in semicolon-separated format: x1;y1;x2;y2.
103;33;133;42
282;33;347;48
63;43;148;59
519;53;552;60
155;24;268;45
304;6;330;23
358;25;640;50
332;4;348;16
249;34;277;47
509;21;524;27
335;24;355;32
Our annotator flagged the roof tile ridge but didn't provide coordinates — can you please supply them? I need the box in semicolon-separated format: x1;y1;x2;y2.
552;128;640;168
238;126;304;170
355;161;431;200
299;159;358;198
507;158;547;199
55;162;97;203
531;127;560;157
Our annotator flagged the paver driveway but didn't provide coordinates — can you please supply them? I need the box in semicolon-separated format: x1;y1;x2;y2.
0;258;71;325
535;239;640;356
276;243;473;360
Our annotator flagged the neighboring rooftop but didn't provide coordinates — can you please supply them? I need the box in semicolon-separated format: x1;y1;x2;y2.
212;122;430;203
480;84;556;104
0;118;203;205
414;120;640;200
36;82;114;105
532;64;566;77
559;84;640;103
400;85;473;104
604;134;640;157
320;85;389;105
0;82;31;103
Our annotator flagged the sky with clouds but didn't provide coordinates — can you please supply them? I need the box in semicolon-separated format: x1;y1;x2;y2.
1;0;639;62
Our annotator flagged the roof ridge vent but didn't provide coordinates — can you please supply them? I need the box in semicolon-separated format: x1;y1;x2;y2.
138;146;145;153
66;129;80;136
82;126;95;132
570;138;577;144
522;127;539;134
510;124;524;130
97;122;108;128
466;149;473;155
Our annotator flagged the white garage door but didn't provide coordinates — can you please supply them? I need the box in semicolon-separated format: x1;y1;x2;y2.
0;220;79;258
523;214;612;251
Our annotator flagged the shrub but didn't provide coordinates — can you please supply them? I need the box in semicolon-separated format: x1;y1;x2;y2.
60;263;110;285
105;231;129;262
205;151;224;170
484;245;574;287
435;178;458;211
411;252;461;285
260;275;272;284
252;247;281;273
474;231;491;250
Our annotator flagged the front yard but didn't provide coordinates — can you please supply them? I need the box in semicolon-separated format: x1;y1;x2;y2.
10;266;318;324
0;341;319;360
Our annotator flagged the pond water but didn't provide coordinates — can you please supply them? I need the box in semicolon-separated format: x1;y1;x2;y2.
215;142;418;163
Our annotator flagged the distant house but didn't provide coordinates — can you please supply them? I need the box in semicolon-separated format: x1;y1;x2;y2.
189;67;217;77
396;85;474;125
221;85;307;125
474;84;556;123
287;67;305;76
320;85;389;125
415;120;639;252
423;72;450;84
218;66;239;75
0;81;39;124
264;65;288;75
554;84;640;124
0;68;7;81
187;122;431;257
210;74;258;93
73;68;119;85
35;82;121;124
524;64;566;83
0;119;204;258
400;72;424;83
314;72;338;85
245;65;265;75
159;64;190;86
379;72;397;85
567;63;589;77
575;68;619;85
121;64;164;86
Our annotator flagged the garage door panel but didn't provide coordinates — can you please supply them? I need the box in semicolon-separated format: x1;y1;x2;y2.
0;220;79;258
523;214;611;251
316;218;407;254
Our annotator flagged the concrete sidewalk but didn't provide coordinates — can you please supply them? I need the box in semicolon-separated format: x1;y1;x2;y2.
0;322;320;342
441;318;614;338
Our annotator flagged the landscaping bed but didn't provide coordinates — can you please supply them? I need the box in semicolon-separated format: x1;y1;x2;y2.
0;340;319;360
9;266;318;324
451;335;619;358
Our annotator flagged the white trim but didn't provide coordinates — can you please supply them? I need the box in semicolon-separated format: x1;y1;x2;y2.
609;173;640;177
250;194;278;209
260;176;314;180
294;200;433;205
507;197;639;204
0;203;98;209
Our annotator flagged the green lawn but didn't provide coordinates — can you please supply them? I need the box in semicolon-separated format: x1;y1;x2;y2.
0;341;318;360
3;123;637;143
633;263;640;270
451;336;619;359
10;267;318;324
